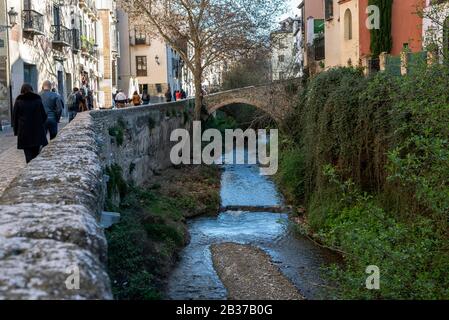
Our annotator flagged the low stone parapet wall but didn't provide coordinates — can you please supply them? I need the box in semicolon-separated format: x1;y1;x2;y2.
0;101;193;299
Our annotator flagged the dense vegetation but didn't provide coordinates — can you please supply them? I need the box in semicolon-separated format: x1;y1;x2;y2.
105;165;221;300
277;65;449;299
106;186;188;300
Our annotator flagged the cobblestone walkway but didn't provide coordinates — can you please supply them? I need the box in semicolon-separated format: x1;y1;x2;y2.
0;129;26;197
0;119;68;197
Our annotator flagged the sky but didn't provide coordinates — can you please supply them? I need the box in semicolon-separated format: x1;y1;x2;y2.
279;0;301;21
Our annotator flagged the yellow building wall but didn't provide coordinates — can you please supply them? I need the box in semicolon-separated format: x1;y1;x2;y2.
325;0;361;68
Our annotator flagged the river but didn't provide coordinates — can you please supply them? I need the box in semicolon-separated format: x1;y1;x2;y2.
165;145;340;300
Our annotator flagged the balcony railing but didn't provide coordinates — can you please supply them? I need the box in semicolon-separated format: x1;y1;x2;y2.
135;37;147;45
52;25;72;48
22;9;45;36
81;37;98;59
81;37;94;54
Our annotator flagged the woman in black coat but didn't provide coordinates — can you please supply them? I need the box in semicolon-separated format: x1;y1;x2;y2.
13;84;48;163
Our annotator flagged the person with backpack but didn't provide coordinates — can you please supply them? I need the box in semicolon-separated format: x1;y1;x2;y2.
40;80;63;140
67;88;84;122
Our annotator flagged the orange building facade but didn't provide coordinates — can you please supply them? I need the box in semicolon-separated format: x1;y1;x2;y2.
325;0;424;69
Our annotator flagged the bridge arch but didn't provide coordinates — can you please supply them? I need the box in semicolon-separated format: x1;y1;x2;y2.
206;97;266;115
201;79;300;124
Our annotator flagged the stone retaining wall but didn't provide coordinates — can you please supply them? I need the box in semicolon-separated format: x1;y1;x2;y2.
0;100;193;299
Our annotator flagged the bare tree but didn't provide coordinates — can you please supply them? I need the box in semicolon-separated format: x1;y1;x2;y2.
417;1;449;62
119;0;286;120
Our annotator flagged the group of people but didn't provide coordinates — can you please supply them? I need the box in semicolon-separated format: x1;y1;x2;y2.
113;90;151;108
12;81;92;164
164;88;187;102
113;87;187;108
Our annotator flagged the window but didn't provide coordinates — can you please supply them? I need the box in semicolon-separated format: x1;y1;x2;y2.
53;4;61;26
139;84;149;93
136;56;147;77
344;9;353;40
278;55;285;62
325;0;334;20
135;31;147;45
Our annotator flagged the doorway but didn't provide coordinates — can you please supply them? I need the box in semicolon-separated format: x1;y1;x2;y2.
23;63;38;92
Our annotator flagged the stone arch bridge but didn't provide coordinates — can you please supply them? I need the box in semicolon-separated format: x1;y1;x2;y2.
202;78;301;123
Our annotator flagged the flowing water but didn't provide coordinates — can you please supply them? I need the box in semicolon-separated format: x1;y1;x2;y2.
165;146;340;300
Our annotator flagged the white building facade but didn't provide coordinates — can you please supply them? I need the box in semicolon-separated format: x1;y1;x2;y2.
117;13;185;103
271;17;303;81
0;0;120;122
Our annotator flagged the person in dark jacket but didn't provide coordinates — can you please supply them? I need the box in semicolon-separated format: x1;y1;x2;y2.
67;87;85;122
87;89;94;110
40;80;63;140
142;90;150;105
13;84;48;163
165;87;172;102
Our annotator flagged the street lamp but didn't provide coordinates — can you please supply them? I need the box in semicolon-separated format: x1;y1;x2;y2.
0;7;18;31
7;7;18;27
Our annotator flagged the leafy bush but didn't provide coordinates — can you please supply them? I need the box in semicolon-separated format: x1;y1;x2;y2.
317;167;449;299
106;187;187;300
277;65;449;299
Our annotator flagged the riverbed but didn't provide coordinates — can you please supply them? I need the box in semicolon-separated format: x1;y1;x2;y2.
165;147;340;300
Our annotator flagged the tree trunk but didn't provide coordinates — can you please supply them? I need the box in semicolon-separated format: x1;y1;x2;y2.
194;73;203;121
193;52;203;121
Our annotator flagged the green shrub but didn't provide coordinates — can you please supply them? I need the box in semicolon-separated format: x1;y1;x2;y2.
105;164;128;199
277;65;449;299
106;187;187;300
275;146;305;204
144;223;184;246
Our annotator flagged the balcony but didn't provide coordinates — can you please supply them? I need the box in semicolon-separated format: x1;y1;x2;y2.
51;25;72;48
81;37;98;60
81;37;94;55
22;9;45;36
79;0;98;20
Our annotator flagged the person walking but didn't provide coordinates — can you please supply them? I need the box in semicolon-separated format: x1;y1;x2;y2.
175;90;182;101
40;80;63;140
87;90;94;110
142;90;150;105
165;87;172;102
181;89;187;99
67;87;84;122
114;90;128;108
131;91;142;106
13;84;48;163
